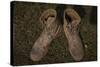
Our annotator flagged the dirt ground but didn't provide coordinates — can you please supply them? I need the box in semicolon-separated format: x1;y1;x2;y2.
11;1;97;66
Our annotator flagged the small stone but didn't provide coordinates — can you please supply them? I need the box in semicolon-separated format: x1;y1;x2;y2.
85;44;88;48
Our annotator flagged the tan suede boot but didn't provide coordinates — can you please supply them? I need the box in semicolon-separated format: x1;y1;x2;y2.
30;9;60;61
63;8;84;61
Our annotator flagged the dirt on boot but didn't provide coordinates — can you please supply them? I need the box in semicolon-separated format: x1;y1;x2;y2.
63;8;84;61
30;9;61;61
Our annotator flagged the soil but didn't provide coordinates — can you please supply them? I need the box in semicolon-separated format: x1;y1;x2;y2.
11;1;97;66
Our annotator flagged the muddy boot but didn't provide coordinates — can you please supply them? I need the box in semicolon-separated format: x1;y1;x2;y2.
63;8;84;61
30;9;60;61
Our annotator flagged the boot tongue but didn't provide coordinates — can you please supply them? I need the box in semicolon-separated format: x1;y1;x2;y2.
47;16;55;23
46;16;55;27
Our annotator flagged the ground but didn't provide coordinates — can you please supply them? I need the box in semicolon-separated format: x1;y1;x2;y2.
11;1;97;66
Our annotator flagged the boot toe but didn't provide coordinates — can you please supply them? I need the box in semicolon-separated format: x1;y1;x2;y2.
30;47;43;61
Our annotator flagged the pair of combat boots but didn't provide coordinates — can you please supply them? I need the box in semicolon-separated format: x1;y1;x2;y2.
30;8;84;62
